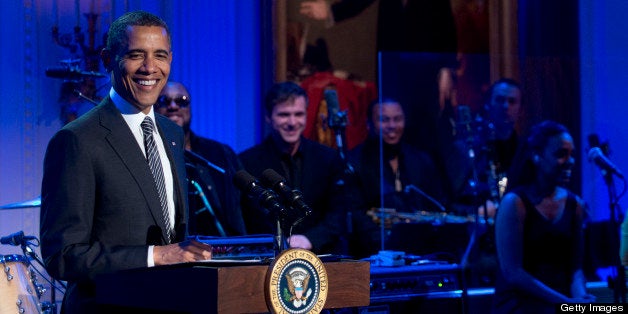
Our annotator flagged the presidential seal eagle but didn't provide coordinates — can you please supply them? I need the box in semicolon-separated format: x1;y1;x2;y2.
285;267;312;307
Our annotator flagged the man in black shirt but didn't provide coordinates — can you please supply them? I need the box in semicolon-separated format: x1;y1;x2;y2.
238;82;349;254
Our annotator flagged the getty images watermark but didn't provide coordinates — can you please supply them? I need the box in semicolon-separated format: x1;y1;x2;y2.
558;303;625;313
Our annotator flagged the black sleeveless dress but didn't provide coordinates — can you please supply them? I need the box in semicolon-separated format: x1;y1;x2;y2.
492;188;580;314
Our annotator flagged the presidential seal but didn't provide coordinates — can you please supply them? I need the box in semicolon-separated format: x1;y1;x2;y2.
265;248;328;314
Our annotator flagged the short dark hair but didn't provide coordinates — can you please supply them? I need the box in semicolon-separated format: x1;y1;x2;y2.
366;97;402;126
507;120;570;189
264;81;308;117
106;11;170;56
525;120;569;156
485;78;521;105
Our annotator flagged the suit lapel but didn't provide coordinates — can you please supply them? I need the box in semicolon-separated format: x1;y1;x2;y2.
98;99;170;243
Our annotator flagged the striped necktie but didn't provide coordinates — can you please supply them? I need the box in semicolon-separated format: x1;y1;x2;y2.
141;116;172;243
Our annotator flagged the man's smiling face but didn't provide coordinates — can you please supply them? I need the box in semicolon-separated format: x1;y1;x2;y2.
109;25;172;113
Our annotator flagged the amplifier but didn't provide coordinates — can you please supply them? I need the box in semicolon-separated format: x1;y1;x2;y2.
369;263;463;303
366;263;464;313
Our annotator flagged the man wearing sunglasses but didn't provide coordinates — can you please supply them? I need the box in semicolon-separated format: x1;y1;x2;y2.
155;81;247;236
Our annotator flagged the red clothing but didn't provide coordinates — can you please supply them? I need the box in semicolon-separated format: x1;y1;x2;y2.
300;71;376;150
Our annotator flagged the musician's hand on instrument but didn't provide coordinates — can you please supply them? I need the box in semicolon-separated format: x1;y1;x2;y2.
153;240;212;265
367;207;398;228
287;234;312;250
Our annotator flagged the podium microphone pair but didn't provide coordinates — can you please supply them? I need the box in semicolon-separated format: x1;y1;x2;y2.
233;169;312;224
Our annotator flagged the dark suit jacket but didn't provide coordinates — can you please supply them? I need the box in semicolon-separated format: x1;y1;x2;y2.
238;136;349;254
347;136;447;212
187;132;246;236
40;97;188;313
346;136;448;258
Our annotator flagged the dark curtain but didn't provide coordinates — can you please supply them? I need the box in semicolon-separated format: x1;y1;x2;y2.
518;0;581;194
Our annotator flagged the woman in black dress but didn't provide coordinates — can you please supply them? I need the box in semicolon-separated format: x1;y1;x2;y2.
493;120;596;313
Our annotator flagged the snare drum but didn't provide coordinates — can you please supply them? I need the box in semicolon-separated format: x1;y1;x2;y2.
0;254;42;314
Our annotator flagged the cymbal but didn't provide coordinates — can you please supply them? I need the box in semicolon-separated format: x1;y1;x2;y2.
0;196;41;210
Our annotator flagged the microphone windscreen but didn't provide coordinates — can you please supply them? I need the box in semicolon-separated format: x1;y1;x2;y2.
587;147;602;162
261;168;284;187
324;89;340;116
587;133;601;150
232;170;257;192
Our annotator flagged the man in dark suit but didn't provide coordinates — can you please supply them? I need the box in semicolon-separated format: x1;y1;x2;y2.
40;11;212;313
238;81;349;254
155;81;246;236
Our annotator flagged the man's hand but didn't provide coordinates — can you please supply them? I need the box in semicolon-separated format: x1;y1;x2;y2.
153;239;212;266
287;234;313;250
300;0;331;21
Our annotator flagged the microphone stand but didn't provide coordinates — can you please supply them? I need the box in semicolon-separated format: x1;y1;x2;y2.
603;171;627;303
459;138;480;313
459;119;483;266
184;153;227;237
274;214;305;256
19;237;66;313
329;109;354;254
188;176;227;237
457;115;489;314
404;185;446;212
185;150;226;175
329;110;353;174
275;219;286;255
72;89;99;106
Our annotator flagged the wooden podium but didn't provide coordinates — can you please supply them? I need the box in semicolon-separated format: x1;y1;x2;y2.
95;260;370;313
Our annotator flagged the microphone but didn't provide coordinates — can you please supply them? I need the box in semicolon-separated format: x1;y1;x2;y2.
587;133;611;157
457;105;473;137
456;105;477;159
588;147;624;179
184;150;226;174
457;105;473;129
72;89;100;106
0;231;36;246
45;66;106;80
260;169;313;220
232;170;287;218
404;184;447;212
587;133;602;151
324;89;347;129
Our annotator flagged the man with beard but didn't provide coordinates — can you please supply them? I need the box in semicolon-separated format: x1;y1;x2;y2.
155;81;246;236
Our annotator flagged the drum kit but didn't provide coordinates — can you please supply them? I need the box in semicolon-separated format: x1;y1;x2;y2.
1;197;62;314
0;254;49;313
